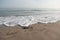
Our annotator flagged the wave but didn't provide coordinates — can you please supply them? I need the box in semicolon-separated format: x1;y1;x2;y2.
0;14;60;27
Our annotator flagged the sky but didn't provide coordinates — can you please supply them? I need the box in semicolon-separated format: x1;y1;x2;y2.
0;0;60;9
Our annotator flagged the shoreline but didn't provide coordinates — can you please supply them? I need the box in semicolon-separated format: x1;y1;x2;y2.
0;15;60;27
0;22;60;40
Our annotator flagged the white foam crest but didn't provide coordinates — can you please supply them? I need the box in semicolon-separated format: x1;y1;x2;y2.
0;14;60;27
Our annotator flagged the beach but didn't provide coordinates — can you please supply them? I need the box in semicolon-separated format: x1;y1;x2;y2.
0;22;60;40
1;0;60;40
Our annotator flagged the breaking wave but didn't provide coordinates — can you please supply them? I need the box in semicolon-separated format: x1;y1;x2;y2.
0;13;60;27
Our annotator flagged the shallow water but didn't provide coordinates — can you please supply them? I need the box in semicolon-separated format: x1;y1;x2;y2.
0;8;60;27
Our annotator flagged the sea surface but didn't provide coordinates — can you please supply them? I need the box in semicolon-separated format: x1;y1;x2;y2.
0;8;60;27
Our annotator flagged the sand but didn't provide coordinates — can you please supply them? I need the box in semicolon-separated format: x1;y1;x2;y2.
0;22;60;40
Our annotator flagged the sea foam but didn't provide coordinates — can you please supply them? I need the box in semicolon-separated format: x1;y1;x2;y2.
0;14;60;27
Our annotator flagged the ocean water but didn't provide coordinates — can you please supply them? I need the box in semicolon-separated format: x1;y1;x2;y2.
0;8;60;27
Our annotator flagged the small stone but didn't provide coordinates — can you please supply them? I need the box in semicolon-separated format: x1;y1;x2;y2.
22;27;29;29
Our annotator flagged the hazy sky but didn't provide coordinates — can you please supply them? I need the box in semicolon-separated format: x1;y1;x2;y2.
0;0;60;9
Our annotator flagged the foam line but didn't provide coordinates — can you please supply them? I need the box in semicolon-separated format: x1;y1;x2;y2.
0;14;60;27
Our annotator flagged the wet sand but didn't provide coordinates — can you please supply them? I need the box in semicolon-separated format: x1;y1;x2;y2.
0;22;60;40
